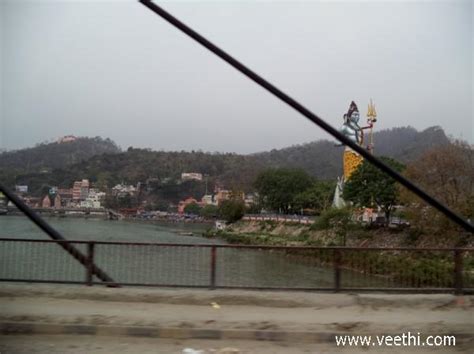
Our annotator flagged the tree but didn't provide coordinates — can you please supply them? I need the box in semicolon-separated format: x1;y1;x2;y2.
246;202;262;214
254;168;314;213
155;200;171;212
218;200;246;223
96;172;113;191
343;156;405;223
116;194;137;209
292;180;335;214
200;204;219;219
103;194;118;209
184;202;201;215
312;207;353;246
400;141;474;237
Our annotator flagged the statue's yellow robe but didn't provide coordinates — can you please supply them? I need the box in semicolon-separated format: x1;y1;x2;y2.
343;148;363;181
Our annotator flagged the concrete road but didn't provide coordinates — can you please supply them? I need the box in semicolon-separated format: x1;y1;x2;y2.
0;334;469;354
0;284;472;353
0;294;471;334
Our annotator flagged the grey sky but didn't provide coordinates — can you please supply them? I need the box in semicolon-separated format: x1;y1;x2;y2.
1;0;472;153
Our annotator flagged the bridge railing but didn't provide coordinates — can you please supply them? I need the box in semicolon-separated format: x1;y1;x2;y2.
0;238;472;293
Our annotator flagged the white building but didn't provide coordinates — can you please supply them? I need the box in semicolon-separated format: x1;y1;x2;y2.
57;135;77;143
201;194;217;206
15;185;28;193
244;194;257;207
112;184;137;197
80;189;106;209
181;173;203;182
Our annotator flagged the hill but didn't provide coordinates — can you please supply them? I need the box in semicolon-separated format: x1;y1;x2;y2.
252;126;450;179
374;126;450;161
0;126;452;198
0;136;121;172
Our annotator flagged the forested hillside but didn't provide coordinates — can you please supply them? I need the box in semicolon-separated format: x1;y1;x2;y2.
252;126;450;179
0;126;452;196
253;140;343;179
0;137;120;171
374;126;450;161
48;148;265;194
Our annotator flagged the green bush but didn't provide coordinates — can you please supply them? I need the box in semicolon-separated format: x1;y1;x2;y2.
218;200;246;223
184;202;201;215
311;207;353;230
200;204;219;218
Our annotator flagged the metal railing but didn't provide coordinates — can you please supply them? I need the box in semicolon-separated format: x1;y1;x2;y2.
0;238;472;294
0;1;471;293
243;214;314;224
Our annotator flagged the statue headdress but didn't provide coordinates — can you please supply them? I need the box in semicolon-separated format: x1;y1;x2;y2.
347;101;359;117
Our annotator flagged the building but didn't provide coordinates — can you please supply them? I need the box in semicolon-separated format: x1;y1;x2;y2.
73;180;90;201
181;173;203;182
178;197;200;214
57;135;77;144
215;189;231;206
112;184;137;198
57;188;73;207
80;180;90;200
244;193;257;207
23;197;41;208
58;188;73;198
15;185;28;194
213;188;246;206
80;189;106;209
54;194;62;208
161;177;172;185
72;181;81;200
41;195;52;208
145;177;160;192
215;220;227;230
201;194;217;206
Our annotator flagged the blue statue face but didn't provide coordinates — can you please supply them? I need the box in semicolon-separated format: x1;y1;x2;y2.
350;111;360;124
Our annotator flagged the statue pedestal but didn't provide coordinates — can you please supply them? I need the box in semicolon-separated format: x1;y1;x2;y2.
332;176;346;209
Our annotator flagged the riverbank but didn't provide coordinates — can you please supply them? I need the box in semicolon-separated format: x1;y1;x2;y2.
1;211;215;226
202;220;474;290
4;210;107;219
125;216;214;225
204;220;472;249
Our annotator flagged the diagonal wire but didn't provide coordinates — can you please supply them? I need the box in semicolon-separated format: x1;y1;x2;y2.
138;0;472;233
0;182;117;284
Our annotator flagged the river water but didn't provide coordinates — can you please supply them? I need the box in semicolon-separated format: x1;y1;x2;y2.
0;216;384;289
0;215;214;243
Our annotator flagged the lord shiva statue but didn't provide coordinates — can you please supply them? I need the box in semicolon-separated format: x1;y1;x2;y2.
333;100;377;208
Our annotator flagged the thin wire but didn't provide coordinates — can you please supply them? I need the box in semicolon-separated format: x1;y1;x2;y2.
0;182;117;283
139;0;472;233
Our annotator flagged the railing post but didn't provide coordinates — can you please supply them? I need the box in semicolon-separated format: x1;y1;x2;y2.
333;248;341;292
210;246;217;289
453;249;463;295
86;242;95;286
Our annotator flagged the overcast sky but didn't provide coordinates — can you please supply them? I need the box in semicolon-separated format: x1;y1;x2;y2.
1;0;472;153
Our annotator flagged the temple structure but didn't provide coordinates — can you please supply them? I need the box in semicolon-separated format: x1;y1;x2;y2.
333;100;377;208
